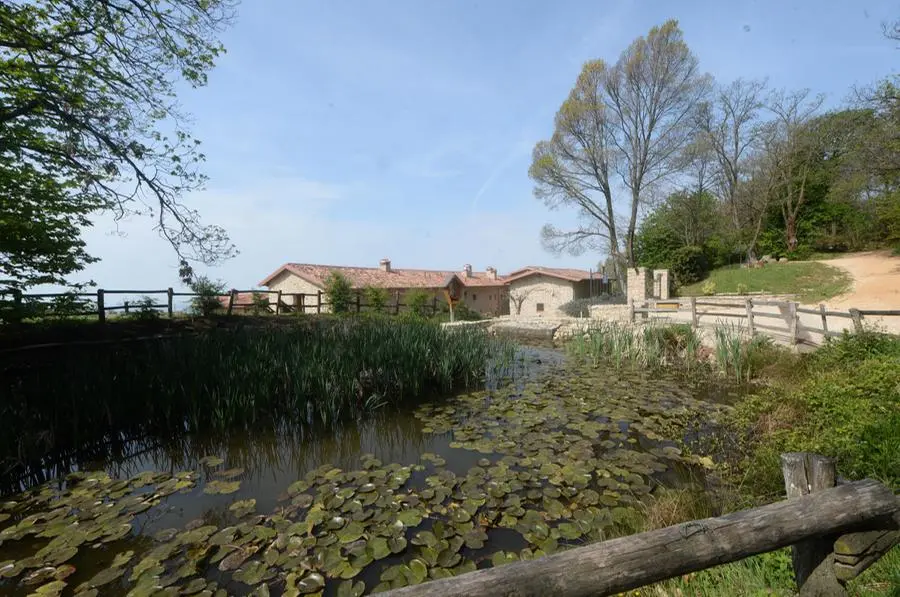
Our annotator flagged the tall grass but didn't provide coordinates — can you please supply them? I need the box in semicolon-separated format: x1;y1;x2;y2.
568;322;702;370
0;317;513;478
712;323;775;382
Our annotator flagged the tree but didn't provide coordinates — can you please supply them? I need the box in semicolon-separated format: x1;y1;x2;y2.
189;275;225;317
509;288;535;316
696;79;767;235
531;20;711;270
0;0;237;290
324;271;353;314
764;89;825;251
363;286;389;313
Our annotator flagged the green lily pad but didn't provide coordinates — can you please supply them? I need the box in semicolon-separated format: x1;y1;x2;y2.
204;480;241;495
388;536;407;555
336;580;365;597
337;521;365;543
229;499;257;518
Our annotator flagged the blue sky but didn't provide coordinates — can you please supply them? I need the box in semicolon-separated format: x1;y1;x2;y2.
75;0;898;291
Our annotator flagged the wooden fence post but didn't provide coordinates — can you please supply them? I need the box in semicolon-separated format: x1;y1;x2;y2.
745;298;755;335
395;291;401;315
226;289;236;316
298;293;304;315
123;300;130;315
781;453;846;596
97;289;105;323
819;304;828;336
789;302;799;345
167;287;174;318
357;292;362;314
689;297;698;329
849;308;862;333
317;290;322;314
275;290;283;315
432;295;438;316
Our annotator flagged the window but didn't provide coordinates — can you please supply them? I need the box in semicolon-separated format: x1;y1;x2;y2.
472;294;477;301
536;303;545;312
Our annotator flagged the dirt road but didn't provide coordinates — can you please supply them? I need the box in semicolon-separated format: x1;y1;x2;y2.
816;251;900;333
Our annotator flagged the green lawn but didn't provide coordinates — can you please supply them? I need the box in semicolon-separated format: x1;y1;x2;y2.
678;261;852;303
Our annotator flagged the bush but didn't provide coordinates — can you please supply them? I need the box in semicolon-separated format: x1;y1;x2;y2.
250;292;271;315
128;296;160;321
452;302;481;321
189;276;226;316
405;289;431;318
669;245;709;285
736;283;749;295
324;271;354;314
363;286;389;313
559;297;612;318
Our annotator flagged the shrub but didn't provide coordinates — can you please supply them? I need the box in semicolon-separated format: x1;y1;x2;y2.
129;296;160;321
670;245;709;285
250;292;271;315
404;289;431;318
452;302;481;321
701;280;717;296
363;286;389;313
324;271;354;314
559;297;612;318
736;283;749;295
189;276;226;316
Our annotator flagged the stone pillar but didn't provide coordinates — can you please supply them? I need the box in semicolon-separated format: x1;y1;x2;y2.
656;269;670;300
626;267;650;305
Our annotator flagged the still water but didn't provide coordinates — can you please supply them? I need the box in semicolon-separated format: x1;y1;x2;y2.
0;346;734;596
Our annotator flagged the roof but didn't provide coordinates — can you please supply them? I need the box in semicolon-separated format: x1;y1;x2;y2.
504;266;595;284
258;263;507;290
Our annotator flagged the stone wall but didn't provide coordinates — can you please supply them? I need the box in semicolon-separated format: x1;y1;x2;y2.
508;275;577;317
626;267;650;304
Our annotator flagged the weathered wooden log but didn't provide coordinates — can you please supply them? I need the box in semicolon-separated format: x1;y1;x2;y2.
383;480;898;597
781;452;845;595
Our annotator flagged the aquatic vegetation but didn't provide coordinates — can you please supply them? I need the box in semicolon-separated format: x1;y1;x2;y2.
0;364;727;596
568;322;703;371
0;317;514;481
712;323;774;382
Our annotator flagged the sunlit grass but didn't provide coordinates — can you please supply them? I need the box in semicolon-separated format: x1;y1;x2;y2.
679;261;851;303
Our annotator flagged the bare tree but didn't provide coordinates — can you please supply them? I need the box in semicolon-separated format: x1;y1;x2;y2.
509;288;535;316
696;79;768;231
765;89;825;251
530;20;711;270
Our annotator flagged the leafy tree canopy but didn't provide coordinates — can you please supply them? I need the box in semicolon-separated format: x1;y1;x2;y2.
0;0;237;290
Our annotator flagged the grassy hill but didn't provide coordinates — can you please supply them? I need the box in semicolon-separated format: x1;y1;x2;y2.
678;261;852;303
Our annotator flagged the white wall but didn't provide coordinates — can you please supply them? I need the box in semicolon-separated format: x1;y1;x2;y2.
508;275;575;317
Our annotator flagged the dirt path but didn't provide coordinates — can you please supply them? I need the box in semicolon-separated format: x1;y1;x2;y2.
815;251;900;333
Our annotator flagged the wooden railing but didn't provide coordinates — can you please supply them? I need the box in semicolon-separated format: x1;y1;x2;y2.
629;297;900;345
0;287;448;322
383;452;898;597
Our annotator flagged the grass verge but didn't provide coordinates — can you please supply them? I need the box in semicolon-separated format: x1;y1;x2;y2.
678;261;852;303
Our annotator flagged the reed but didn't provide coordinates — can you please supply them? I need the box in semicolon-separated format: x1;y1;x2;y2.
0;317;513;478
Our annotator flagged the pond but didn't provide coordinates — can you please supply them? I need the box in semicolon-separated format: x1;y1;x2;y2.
0;345;734;596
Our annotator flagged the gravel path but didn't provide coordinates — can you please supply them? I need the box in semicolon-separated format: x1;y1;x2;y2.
816;251;900;333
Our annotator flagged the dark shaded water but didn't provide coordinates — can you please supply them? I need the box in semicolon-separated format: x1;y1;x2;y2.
0;345;739;596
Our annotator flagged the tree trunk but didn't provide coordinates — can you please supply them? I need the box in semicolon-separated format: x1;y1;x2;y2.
786;214;799;252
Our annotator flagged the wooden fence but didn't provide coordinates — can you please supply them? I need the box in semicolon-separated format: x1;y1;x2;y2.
629;297;900;346
383;452;898;597
0;287;448;323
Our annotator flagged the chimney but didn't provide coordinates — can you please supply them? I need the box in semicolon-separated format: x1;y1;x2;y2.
486;266;497;281
379;258;391;273
463;264;472;278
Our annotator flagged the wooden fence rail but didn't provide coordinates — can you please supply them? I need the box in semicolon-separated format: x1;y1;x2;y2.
384;452;898;597
1;287;448;323
630;296;900;346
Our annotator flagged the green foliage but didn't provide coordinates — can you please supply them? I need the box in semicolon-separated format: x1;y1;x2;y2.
635;211;680;269
128;296;161;321
669;245;709;285
712;325;776;382
363;286;389;313
732;332;900;496
250;292;271;316
0;0;236;291
324;271;354;314
700;280;717;295
189;276;225;317
405;289;432;318
0;319;512;472
451;302;481;321
559;297;613;318
568;322;703;371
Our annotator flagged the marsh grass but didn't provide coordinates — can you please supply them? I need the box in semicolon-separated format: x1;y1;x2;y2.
568;322;703;371
0;316;513;478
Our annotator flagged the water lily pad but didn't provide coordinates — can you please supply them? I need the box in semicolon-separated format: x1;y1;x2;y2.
295;571;325;594
229;499;257;518
396;509;423;527
388;536;407;555
216;467;245;479
204;480;241;495
407;558;428;584
336;580;365;597
337;521;365;543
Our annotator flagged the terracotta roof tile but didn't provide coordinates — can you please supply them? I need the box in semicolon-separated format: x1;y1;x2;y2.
259;263;507;290
505;266;594;283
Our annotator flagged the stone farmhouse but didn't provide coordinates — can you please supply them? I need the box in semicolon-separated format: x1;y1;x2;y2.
253;260;609;317
258;259;510;316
